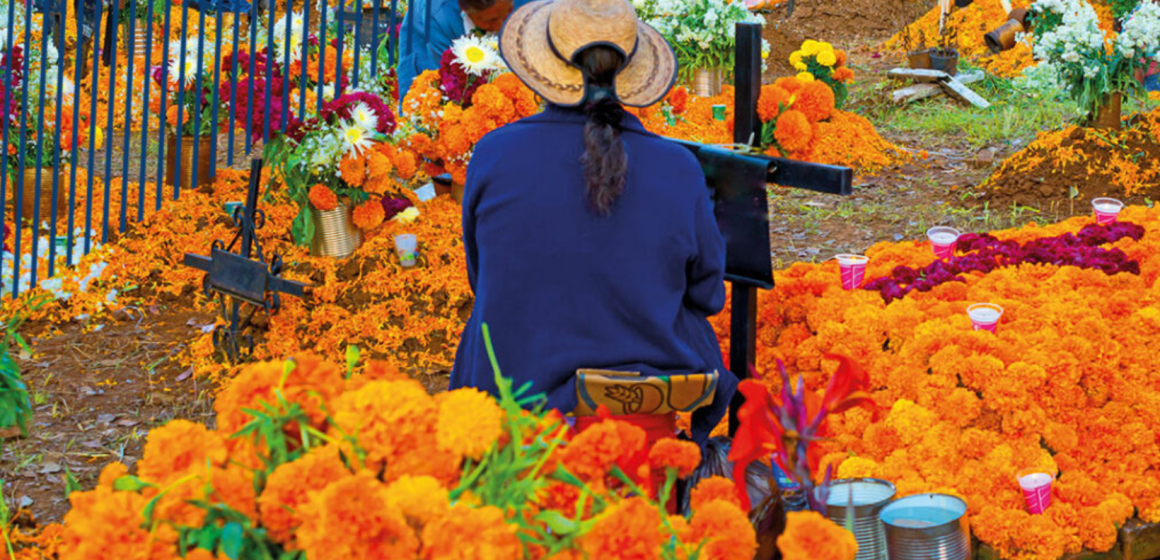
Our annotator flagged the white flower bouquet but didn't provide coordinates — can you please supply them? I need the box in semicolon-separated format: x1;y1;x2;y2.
633;0;768;81
1028;0;1160;124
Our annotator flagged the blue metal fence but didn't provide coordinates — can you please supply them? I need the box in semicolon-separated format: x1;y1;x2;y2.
0;0;414;298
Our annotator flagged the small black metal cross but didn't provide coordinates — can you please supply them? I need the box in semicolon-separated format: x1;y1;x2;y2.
183;158;308;363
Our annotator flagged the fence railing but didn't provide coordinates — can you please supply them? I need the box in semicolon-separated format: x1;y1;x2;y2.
0;0;415;298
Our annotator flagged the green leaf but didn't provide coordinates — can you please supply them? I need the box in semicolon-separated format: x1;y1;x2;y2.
64;467;83;498
197;525;221;551
345;345;360;379
220;522;244;559
537;511;580;536
112;475;156;492
291;205;315;247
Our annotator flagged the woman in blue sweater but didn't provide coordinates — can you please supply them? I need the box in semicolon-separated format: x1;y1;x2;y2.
449;0;737;444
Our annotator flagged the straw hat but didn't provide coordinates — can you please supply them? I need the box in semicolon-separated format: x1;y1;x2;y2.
499;0;677;108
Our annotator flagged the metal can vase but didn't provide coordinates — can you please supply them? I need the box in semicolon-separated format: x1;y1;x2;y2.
310;203;363;259
16;167;67;224
822;478;896;560
165;135;216;191
691;67;724;98
124;26;150;61
880;493;971;560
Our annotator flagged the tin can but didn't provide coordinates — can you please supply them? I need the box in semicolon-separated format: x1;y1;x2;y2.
711;104;727;121
879;493;971;560
310;203;363;259
822;478;896;560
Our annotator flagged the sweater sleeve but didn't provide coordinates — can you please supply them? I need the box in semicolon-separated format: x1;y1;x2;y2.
686;182;727;316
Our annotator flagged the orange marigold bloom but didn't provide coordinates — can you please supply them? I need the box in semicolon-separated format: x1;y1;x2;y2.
435;388;504;461
690;476;742;511
668;85;689;114
364;150;395;195
833;66;855;82
834;50;847;67
420;504;521;560
687;500;757;560
339;153;367;187
297;471;420;560
777;511;858;560
648;439;701;478
60;485;179;560
774;110;813;153
385;475;450;527
391;147;420;181
472;83;517;125
352;200;386;231
213;355;346;435
580;497;664;560
309;184;339;212
258;445;351;548
328;379;438;471
757;85;791;123
794;81;836;123
560;418;645;482
774;76;806;94
137;419;228;486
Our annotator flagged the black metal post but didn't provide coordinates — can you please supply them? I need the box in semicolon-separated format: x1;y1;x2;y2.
728;22;764;436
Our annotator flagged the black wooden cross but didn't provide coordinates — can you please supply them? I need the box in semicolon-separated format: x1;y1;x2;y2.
671;23;854;435
183;158;308;363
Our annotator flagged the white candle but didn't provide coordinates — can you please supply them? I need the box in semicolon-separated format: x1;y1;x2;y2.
969;307;1001;324
1093;202;1121;213
929;231;958;245
837;254;868;266
1018;472;1052;490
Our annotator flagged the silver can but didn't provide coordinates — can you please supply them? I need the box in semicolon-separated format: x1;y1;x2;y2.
879;493;971;560
822;478;896;560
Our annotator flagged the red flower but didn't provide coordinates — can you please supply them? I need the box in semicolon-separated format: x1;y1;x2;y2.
728;379;785;511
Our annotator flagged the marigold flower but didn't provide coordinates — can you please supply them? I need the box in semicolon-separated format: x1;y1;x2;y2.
687;499;757;560
435;388;504;461
339;153;367;188
690;476;743;510
137;419;228;486
420;504;521;560
364;150;395;195
794;81;836;123
757;85;792;123
386;475;450;527
774;110;813;153
352;200;386;231
328;379;438;471
297;470;419;560
774;76;806;94
561;418;646;482
648;438;701;478
816;49;837;67
309;184;339;212
796;72;816;83
258;445;351;547
579;497;664;560
777;511;858;560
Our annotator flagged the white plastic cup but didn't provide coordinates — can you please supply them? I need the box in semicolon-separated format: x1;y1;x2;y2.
967;303;1003;333
1017;470;1054;515
394;234;418;267
1092;198;1123;225
927;226;961;260
836;254;869;290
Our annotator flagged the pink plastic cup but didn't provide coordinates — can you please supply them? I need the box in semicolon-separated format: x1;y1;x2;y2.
967;303;1003;333
836;254;869;290
1092;198;1123;225
927;226;961;260
1018;470;1054;514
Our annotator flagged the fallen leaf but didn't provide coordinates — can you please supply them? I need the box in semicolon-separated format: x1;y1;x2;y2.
96;413;117;424
18;496;33;508
175;368;193;382
116;419;139;427
80;440;103;449
39;462;63;474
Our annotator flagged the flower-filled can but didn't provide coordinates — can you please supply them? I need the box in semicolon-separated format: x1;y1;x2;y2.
165;135;216;191
311;203;363;259
880;493;970;560
16;167;67;224
691;67;724;98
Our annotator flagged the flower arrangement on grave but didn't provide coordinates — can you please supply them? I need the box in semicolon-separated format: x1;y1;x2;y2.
788;40;855;108
400;36;538;184
47;346;757;560
1027;0;1160;126
265;91;414;246
149;39;225;137
631;0;769;82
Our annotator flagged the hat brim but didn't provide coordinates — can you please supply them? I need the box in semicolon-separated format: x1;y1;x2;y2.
499;0;677;108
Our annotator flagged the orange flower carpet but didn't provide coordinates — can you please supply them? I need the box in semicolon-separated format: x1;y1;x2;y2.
709;204;1160;559
981;106;1160;208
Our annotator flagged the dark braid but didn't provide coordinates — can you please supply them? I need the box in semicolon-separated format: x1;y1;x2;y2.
575;46;627;216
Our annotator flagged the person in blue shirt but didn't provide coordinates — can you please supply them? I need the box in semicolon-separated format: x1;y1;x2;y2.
397;0;528;103
450;0;737;445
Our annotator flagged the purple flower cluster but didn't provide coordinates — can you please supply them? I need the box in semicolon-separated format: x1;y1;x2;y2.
381;196;413;220
438;49;490;105
864;222;1145;303
0;45;24;125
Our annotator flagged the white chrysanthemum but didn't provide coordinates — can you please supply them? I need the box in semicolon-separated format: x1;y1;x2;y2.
349;102;379;132
167;40;214;86
273;11;308;62
451;35;498;76
341;120;374;155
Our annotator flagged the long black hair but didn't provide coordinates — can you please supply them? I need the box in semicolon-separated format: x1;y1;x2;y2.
575;46;627;216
